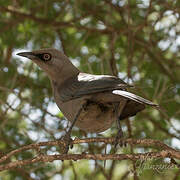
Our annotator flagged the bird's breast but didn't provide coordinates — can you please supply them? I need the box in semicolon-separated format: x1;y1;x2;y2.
76;100;116;132
54;95;116;133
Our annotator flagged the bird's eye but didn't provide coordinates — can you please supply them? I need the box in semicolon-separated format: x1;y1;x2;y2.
43;53;51;61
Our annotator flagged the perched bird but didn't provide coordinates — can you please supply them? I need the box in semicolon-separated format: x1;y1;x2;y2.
17;48;158;152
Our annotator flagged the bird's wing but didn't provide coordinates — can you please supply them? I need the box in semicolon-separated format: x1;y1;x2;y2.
59;72;130;101
59;73;157;106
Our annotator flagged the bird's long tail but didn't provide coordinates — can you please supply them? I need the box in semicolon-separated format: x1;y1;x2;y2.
112;90;158;106
113;90;160;120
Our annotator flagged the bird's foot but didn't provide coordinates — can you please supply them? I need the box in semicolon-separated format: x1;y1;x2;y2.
114;130;127;148
60;133;73;154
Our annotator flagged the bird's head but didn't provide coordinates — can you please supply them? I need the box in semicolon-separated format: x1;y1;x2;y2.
17;48;79;82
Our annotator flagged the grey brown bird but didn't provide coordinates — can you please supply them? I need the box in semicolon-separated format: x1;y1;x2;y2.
17;48;158;152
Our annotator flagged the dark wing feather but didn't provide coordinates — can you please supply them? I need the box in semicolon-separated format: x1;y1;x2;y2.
59;73;131;101
59;73;157;106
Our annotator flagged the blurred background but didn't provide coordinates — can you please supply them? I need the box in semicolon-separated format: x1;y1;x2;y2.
0;0;180;179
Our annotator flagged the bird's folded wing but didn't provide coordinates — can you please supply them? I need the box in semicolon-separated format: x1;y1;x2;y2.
59;73;131;101
60;73;157;106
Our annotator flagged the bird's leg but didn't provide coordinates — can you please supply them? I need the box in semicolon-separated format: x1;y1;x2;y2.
114;99;127;148
61;104;85;154
115;117;124;148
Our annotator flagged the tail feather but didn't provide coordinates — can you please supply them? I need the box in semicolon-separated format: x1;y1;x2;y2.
119;101;145;120
112;90;158;106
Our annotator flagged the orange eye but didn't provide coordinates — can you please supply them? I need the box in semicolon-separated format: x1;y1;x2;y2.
43;53;51;61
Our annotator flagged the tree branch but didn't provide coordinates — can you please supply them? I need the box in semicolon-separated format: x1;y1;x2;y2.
0;151;178;171
0;137;180;171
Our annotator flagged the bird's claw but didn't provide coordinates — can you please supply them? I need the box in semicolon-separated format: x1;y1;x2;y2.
114;130;127;148
61;133;73;154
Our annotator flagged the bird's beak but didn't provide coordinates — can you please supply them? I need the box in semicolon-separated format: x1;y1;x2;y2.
16;52;36;59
